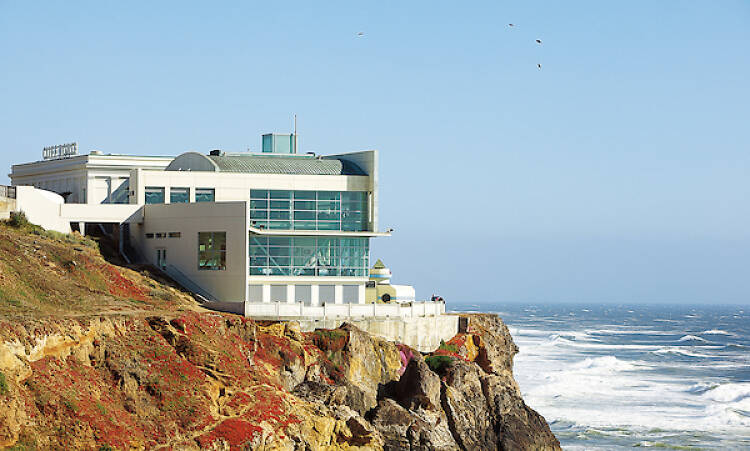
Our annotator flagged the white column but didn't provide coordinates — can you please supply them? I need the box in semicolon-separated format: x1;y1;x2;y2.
334;285;343;304
358;284;366;304
78;222;85;235
311;285;319;307
286;284;295;304
261;284;271;303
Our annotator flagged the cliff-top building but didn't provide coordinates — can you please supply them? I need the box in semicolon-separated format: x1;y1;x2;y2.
3;134;455;350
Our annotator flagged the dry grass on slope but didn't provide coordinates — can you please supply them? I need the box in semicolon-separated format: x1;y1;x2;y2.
0;215;200;318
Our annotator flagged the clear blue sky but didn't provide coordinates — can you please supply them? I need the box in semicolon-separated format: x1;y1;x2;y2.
1;1;749;304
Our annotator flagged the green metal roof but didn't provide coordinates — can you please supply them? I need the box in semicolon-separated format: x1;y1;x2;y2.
207;154;365;176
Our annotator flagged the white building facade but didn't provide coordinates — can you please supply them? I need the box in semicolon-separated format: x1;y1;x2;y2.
7;139;398;310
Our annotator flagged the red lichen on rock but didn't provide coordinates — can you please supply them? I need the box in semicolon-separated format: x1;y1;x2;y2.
195;417;263;450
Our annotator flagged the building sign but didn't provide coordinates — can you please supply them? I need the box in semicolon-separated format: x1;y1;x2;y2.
43;142;78;160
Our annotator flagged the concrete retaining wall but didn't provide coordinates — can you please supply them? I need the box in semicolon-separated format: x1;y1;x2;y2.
297;314;460;352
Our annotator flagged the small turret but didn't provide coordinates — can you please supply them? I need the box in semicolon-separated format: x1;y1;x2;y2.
369;259;392;285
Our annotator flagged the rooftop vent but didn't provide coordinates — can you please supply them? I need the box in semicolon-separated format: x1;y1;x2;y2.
209;149;223;156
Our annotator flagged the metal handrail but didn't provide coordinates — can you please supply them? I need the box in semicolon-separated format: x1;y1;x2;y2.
164;264;216;303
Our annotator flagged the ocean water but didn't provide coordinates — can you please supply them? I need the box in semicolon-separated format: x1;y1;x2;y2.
449;303;750;450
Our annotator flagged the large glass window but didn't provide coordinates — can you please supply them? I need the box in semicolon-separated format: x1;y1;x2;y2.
250;190;368;232
249;235;369;277
170;187;189;203
195;188;215;202
198;232;226;270
145;187;165;204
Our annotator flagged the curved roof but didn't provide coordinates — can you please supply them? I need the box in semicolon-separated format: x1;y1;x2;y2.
165;152;365;176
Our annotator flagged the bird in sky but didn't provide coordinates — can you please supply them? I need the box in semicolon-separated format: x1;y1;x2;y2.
508;23;514;27
537;63;542;69
536;39;542;44
357;32;365;37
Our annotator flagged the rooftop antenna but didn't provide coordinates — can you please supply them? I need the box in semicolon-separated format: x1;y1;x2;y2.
293;114;298;154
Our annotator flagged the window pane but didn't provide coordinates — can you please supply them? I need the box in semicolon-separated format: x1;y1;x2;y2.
318;191;339;201
250;209;267;219
294;201;316;210
268;221;291;230
270;190;291;199
170;187;189;203
268;246;290;256
250;189;268;199
269;256;291;266
318;221;341;230
268;237;291;246
342;191;366;203
294;191;315;200
249;246;267;256
250;200;268;209
317;211;339;221
198;231;226;270
270;200;290;210
294;221;316;230
195;188;215;202
269;210;290;220
317;201;340;210
250;256;267;266
250;236;267;246
294;210;316;220
145;187;165;204
293;237;315;247
292;267;315;276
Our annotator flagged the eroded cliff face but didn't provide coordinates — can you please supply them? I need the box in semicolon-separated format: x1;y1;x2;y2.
0;312;559;450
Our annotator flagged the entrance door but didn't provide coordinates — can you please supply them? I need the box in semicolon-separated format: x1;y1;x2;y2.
156;248;167;269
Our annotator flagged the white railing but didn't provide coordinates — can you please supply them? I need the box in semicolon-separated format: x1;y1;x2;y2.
244;300;446;319
0;185;16;199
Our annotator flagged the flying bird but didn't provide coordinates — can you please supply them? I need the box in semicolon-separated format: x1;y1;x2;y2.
536;39;542;44
508;23;514;27
357;32;365;37
537;63;542;69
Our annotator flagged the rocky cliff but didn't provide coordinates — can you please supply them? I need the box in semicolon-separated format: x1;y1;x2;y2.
0;222;560;450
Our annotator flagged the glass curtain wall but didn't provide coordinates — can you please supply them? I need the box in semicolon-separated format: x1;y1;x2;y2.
249;236;369;276
250;190;367;231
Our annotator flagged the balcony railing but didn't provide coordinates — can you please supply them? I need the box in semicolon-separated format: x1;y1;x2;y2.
0;185;16;199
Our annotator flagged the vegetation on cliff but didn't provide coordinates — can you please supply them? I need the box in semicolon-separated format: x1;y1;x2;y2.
0;222;560;450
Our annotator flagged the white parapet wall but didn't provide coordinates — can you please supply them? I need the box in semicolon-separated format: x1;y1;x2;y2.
243;300;458;352
14;186;71;233
244;300;446;320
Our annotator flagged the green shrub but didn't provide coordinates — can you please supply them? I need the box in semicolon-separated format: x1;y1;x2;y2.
0;371;8;395
425;355;454;373
7;211;31;229
438;339;458;353
62;396;79;413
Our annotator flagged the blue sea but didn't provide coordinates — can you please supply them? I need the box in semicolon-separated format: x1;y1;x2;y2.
449;303;750;450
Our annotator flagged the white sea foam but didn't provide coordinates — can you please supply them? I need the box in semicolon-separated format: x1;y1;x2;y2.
586;328;676;336
650;346;714;358
701;382;750;403
513;326;750;437
701;329;735;336
678;334;707;343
